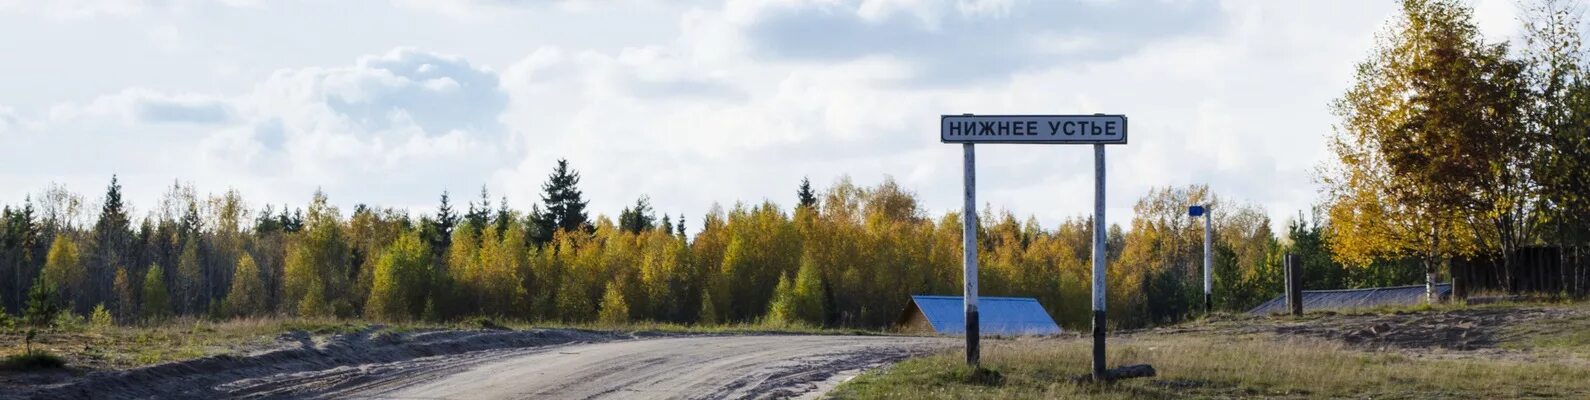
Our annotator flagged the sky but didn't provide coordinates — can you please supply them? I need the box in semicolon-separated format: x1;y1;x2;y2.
0;0;1529;230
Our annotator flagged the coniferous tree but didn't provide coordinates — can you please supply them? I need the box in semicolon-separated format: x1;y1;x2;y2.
618;196;655;234
797;177;818;210
676;216;686;239
431;191;458;250
661;214;674;236
531;159;590;244
92;175;134;309
23;276;59;328
466;186;491;235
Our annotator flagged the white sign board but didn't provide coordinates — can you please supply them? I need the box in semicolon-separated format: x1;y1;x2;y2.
941;114;1128;144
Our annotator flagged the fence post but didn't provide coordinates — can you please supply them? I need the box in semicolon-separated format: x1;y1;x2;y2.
1285;254;1302;316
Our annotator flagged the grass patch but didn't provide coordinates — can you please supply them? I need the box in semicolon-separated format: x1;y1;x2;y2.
833;328;1590;399
2;350;67;371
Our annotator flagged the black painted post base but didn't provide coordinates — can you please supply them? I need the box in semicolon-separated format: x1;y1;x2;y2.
966;310;980;365
1091;310;1105;381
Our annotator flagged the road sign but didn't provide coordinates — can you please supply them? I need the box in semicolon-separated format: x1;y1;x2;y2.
943;112;1127;382
941;114;1128;144
1189;205;1205;217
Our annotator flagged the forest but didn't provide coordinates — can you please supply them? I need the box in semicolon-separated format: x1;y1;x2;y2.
4;0;1590;332
0;164;1353;331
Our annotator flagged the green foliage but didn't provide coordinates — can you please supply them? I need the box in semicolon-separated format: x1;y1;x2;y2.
52;310;86;332
598;280;630;324
224;254;266;317
530;158;591;244
141;264;171;320
24;276;59;328
91;303;113;330
767;258;826;325
41;235;83;310
1324;0;1522;295
284;190;352;317
617;196;656;234
367;232;432;321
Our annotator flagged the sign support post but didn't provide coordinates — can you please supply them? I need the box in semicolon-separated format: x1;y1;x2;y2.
939;113;1127;375
1203;207;1213;313
962;142;979;366
1090;143;1107;381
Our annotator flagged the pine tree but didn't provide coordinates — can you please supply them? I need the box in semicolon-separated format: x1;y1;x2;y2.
23;276;59;328
661;214;674;236
676;216;687;239
797;177;818;210
141;264;170;320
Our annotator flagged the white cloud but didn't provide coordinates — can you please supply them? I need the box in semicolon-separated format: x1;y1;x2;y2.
0;0;1506;231
49;88;233;125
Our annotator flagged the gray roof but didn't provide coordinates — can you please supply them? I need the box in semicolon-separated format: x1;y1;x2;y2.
902;295;1062;335
1247;284;1451;314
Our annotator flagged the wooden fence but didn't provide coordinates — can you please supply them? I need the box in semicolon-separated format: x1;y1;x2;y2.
1452;246;1589;298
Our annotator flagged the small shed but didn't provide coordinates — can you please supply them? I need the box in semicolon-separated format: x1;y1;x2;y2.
896;295;1062;336
1247;283;1452;315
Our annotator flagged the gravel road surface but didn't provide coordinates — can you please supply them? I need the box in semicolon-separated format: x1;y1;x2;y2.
349;335;945;400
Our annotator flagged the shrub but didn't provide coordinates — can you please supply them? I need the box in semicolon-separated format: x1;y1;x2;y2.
91;303;114;331
51;311;86;332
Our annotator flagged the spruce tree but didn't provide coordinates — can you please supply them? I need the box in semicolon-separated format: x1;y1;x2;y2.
466;186;491;235
618;196;655;234
797;177;818;210
93;175;133;309
531;159;590;244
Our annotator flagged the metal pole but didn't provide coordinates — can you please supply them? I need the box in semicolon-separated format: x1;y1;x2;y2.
962;143;979;366
1091;144;1107;381
1203;207;1212;314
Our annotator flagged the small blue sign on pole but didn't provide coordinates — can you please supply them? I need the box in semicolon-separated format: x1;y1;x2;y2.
1189;205;1206;217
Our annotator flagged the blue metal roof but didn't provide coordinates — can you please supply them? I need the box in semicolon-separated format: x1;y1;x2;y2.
1247;284;1451;314
906;295;1062;335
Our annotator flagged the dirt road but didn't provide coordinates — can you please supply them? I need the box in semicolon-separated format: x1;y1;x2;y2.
348;335;945;400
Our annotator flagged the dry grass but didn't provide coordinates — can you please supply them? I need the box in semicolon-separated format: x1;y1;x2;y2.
0;317;368;370
833;302;1590;399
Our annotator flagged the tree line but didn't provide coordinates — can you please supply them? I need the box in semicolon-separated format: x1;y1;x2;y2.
2;161;1386;331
